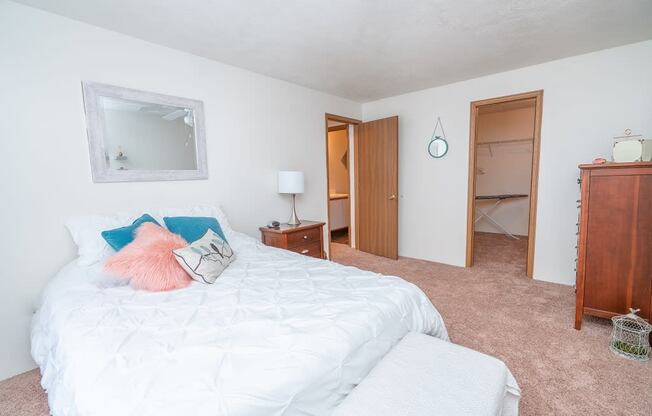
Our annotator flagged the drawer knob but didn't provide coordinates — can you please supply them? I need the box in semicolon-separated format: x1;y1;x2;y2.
303;235;308;239
301;249;309;254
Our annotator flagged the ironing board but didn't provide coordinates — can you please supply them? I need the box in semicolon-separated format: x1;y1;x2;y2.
475;194;528;239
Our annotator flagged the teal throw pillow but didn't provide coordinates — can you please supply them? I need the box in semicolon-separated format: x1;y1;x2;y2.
163;216;227;244
101;214;160;251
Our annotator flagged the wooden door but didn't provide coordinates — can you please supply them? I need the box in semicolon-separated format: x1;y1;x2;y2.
356;116;398;259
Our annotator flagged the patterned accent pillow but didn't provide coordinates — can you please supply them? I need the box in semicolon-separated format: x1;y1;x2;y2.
173;229;235;284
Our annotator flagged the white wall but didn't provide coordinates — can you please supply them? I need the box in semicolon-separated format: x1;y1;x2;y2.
362;40;652;283
0;1;360;380
475;107;534;236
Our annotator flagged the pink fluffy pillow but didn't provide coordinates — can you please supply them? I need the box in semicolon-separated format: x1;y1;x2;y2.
104;222;191;291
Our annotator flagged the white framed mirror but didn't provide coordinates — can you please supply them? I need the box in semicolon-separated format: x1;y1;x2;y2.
82;82;208;182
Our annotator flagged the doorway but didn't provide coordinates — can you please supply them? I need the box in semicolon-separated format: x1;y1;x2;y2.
327;122;353;247
466;91;543;278
325;113;399;260
325;114;359;258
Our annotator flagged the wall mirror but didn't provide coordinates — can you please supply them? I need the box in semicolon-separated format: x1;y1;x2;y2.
428;136;449;158
82;82;207;182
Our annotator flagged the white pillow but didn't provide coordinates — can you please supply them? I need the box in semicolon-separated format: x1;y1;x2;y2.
173;229;235;284
66;205;232;266
65;212;134;266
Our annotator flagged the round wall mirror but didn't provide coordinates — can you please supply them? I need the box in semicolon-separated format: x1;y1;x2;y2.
428;136;448;158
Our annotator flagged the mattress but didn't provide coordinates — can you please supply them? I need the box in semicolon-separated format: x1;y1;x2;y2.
31;231;448;416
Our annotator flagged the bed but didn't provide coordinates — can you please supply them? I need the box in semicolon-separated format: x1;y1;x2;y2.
32;208;448;416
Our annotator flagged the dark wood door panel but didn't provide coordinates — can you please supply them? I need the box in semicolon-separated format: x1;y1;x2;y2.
357;116;398;259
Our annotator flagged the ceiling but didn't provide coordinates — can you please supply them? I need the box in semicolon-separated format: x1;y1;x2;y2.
13;0;652;102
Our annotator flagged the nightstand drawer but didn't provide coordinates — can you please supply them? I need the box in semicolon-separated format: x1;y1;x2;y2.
287;227;321;248
288;241;322;258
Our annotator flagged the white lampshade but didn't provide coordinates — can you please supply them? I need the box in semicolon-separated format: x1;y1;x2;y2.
278;171;304;194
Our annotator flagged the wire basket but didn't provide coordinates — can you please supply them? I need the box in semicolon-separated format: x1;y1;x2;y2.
609;309;652;361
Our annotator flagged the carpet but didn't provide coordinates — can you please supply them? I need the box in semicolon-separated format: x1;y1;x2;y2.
1;232;649;415
331;232;651;416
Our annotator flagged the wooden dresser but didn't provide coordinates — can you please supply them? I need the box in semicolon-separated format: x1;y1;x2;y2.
575;162;652;329
259;221;325;259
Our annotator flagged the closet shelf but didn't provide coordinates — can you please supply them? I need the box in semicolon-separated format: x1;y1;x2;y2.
478;138;533;146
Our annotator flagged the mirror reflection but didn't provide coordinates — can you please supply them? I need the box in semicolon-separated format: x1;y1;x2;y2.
100;97;197;171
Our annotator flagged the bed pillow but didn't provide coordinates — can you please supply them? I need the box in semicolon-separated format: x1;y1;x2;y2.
66;213;134;266
66;206;232;265
154;205;233;237
173;230;235;284
104;222;191;291
164;216;227;243
101;214;159;252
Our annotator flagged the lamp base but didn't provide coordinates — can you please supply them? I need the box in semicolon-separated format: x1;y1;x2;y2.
287;193;301;225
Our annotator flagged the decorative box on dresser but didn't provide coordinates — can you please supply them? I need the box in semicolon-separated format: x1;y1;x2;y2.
575;162;652;330
259;221;325;259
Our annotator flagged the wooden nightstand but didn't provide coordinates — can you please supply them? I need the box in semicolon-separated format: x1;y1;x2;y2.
259;221;325;259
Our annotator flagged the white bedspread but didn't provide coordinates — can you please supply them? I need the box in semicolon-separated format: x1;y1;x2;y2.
32;232;447;416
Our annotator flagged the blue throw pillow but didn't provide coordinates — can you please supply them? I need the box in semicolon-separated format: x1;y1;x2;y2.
101;214;159;251
164;216;227;244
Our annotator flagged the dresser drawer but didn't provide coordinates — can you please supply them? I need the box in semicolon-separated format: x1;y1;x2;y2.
288;241;322;258
287;227;321;248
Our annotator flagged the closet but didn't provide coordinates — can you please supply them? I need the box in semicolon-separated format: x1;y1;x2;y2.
472;98;537;272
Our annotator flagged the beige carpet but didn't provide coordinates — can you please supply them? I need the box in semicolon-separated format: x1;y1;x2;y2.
2;233;649;415
332;233;651;416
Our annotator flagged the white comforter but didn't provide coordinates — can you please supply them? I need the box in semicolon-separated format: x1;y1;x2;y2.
32;232;448;416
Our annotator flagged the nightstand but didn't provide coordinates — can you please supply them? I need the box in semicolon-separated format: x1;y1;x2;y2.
259;221;325;259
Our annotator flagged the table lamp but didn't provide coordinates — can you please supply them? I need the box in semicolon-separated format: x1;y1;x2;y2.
278;171;304;225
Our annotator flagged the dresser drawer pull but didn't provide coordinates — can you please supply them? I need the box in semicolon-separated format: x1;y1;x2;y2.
303;235;308;239
301;249;309;254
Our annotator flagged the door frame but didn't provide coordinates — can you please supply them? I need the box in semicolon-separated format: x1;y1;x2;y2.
325;113;361;257
465;90;544;278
